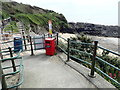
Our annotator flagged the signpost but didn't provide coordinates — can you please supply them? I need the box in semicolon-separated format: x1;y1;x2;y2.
48;20;52;37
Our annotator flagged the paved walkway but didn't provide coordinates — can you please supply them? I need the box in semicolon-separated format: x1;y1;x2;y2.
21;50;96;88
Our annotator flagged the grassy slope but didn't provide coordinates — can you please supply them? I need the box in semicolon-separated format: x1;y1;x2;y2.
1;1;68;33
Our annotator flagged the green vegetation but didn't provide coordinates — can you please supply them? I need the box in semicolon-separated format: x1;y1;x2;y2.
15;13;68;32
1;11;10;19
70;34;120;89
1;1;68;34
4;21;19;33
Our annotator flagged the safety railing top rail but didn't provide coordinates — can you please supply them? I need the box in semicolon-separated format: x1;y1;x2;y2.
70;40;94;46
96;56;120;71
58;36;67;42
98;46;120;56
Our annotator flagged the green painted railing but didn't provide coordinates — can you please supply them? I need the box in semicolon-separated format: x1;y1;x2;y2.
58;36;120;88
0;49;24;89
1;33;120;88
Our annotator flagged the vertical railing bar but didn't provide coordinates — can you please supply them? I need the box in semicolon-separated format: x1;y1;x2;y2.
30;36;34;56
89;41;98;78
56;33;58;46
22;31;27;50
8;47;16;72
66;38;70;62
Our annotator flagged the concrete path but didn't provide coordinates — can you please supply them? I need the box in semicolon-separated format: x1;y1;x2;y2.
21;50;96;88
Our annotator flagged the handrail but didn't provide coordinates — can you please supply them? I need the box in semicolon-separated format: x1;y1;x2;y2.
57;36;120;88
0;49;21;54
70;41;93;46
0;50;22;62
8;66;24;89
0;40;13;44
2;65;20;70
96;56;120;71
70;55;91;65
95;67;120;86
70;48;92;56
58;46;67;55
58;36;67;41
1;49;24;89
98;46;120;56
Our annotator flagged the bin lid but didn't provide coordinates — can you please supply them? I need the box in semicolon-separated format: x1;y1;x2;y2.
14;37;22;40
45;38;54;41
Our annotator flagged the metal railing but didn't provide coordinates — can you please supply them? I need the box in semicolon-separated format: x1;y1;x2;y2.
0;33;58;58
1;33;119;88
0;49;23;89
57;35;120;88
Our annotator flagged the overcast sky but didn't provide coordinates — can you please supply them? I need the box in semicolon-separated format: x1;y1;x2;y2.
12;0;119;25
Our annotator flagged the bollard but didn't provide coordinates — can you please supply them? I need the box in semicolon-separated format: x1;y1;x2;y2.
56;33;58;46
8;47;16;72
22;31;27;50
30;36;34;56
66;38;70;62
89;41;98;78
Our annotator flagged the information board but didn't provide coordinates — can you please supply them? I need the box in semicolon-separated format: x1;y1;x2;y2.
34;36;44;50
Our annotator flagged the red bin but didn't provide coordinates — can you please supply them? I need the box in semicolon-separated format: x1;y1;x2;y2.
45;38;56;55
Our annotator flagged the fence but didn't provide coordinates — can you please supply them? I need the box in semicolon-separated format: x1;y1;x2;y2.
58;35;120;89
1;33;120;89
0;33;57;89
0;48;23;89
0;33;58;58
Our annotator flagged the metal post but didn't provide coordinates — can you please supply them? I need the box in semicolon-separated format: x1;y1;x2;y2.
43;34;45;39
26;35;30;43
0;50;7;89
66;38;70;62
8;47;16;72
0;2;7;89
43;34;45;48
1;74;7;90
56;33;58;46
22;30;27;50
30;36;34;56
89;41;98;78
0;48;3;59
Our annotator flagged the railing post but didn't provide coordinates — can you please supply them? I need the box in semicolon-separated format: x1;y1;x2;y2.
8;47;16;72
0;48;3;59
56;33;58;46
22;30;27;50
1;74;7;90
43;34;45;39
0;60;7;89
66;38;70;62
30;36;34;56
89;41;98;78
26;35;30;43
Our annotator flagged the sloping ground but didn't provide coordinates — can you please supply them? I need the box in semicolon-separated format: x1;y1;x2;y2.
58;53;116;88
21;50;96;88
20;50;116;88
1;50;116;89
